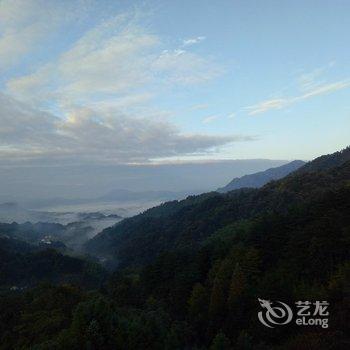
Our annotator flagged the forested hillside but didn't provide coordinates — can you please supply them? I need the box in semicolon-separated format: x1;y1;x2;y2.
86;147;350;269
296;146;350;173
1;147;349;349
0;236;106;289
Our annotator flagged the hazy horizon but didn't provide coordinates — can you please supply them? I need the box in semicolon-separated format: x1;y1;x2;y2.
0;158;289;201
0;0;349;201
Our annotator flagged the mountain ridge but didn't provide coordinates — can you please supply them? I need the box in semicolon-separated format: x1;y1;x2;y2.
2;146;350;349
217;160;305;192
85;146;350;268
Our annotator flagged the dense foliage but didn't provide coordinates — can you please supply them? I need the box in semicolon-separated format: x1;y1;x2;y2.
0;147;349;349
0;237;106;289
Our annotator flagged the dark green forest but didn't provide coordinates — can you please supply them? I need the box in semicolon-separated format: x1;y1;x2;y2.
0;147;349;349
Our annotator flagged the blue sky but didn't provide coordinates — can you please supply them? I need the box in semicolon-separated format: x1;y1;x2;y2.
0;0;349;166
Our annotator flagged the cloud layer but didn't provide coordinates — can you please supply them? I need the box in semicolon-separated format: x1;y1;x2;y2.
0;1;250;165
0;93;252;165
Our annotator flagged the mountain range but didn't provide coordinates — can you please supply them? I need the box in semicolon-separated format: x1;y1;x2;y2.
1;146;350;349
86;147;350;268
217;160;305;192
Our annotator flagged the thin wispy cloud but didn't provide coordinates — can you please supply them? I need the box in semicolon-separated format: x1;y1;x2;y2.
7;15;159;102
153;49;222;85
246;98;288;115
203;115;219;124
299;80;349;99
190;103;209;111
7;14;220;103
298;68;326;92
0;0;94;71
182;36;206;47
244;76;350;115
298;61;337;92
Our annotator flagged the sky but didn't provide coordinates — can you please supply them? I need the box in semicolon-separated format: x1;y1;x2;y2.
0;0;349;198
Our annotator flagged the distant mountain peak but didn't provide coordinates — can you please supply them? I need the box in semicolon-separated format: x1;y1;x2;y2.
217;160;305;193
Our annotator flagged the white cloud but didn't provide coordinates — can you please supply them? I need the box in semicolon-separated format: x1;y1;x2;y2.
246;63;349;116
246;80;350;115
228;113;236;119
246;98;288;115
59;17;158;98
203;115;219;124
7;14;158;102
1;3;234;165
7;13;220;105
0;0;45;69
297;62;337;92
298;68;326;92
298;80;350;100
182;36;206;47
0;93;253;165
0;0;84;70
153;49;222;85
190;104;209;111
